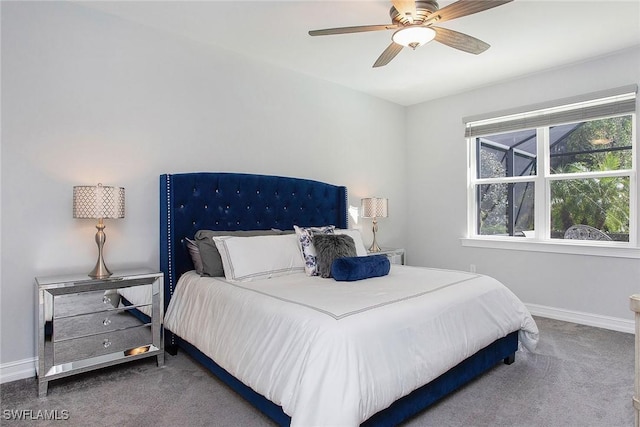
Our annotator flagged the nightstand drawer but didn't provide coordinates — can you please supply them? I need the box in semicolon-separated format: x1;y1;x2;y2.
53;285;152;318
53;307;151;341
53;290;116;318
53;325;152;365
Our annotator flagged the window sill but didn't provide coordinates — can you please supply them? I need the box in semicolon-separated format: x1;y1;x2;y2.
460;237;640;259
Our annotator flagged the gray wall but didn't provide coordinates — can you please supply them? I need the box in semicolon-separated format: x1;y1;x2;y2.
405;47;640;325
0;1;407;372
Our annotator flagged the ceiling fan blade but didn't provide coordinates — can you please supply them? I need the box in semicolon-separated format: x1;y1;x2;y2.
373;42;404;68
426;0;512;25
309;24;398;36
392;0;418;22
433;27;490;54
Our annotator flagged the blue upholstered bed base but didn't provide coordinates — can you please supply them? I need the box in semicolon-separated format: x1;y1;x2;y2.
174;331;517;426
159;172;517;426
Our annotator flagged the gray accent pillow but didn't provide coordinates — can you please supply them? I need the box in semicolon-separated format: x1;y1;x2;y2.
313;234;357;278
194;229;281;277
185;238;204;275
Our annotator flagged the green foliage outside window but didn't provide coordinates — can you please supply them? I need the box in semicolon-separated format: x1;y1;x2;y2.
550;117;632;173
550;116;631;240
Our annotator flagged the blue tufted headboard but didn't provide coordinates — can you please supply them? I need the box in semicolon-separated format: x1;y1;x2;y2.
160;172;348;310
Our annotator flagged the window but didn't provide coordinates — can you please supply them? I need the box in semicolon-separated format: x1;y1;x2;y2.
466;86;637;247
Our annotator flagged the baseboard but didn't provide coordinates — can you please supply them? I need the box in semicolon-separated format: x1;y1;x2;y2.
0;357;36;384
526;303;634;334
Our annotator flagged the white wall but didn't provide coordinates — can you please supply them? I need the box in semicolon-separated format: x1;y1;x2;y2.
406;48;640;325
0;1;407;375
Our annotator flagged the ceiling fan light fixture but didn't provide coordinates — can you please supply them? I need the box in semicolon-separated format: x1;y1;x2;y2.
392;26;436;49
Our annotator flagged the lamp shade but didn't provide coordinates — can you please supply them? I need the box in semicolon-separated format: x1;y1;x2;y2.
361;197;388;219
73;184;125;219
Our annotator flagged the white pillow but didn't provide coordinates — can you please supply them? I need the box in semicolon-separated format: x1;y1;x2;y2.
213;234;305;282
334;229;368;256
293;225;335;276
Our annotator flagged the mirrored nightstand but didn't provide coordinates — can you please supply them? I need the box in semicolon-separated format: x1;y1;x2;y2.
368;248;405;265
35;268;164;397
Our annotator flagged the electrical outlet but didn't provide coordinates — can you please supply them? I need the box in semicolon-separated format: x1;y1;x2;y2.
469;264;476;273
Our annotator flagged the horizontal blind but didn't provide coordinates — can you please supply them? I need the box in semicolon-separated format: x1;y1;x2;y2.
465;85;637;138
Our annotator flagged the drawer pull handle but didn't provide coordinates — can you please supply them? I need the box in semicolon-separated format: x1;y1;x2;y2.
102;318;111;326
103;339;112;348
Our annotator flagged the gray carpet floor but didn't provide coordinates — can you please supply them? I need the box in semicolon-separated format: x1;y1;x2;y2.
1;317;634;426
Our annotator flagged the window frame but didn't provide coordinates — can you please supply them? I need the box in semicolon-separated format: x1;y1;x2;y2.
462;87;639;259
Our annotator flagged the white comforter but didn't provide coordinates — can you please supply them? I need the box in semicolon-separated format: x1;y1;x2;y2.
164;266;538;427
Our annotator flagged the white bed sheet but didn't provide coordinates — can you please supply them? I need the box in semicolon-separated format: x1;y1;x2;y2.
164;266;538;426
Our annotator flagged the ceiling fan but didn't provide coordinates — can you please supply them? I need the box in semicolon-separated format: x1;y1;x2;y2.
309;0;513;68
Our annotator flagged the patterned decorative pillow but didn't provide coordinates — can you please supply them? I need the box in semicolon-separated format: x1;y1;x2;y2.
313;234;357;278
293;225;335;276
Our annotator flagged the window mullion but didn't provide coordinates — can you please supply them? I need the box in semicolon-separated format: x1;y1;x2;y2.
547;169;633;180
467;138;478;236
506;148;515;236
631;114;638;246
475;176;537;185
535;127;549;240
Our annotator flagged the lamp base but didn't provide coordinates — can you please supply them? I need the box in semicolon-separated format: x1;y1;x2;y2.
88;221;113;279
368;241;382;252
368;219;382;252
88;258;112;279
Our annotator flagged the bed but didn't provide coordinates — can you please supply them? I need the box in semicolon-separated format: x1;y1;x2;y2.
159;172;538;426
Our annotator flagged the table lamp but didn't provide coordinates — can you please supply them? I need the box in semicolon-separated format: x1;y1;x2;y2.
73;183;125;278
361;197;388;252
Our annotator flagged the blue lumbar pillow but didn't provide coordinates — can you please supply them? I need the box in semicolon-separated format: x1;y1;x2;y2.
331;255;391;282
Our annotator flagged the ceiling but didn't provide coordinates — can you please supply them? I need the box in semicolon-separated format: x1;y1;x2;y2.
79;0;640;106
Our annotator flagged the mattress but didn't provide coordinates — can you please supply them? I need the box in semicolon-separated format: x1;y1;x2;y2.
164;266;538;426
